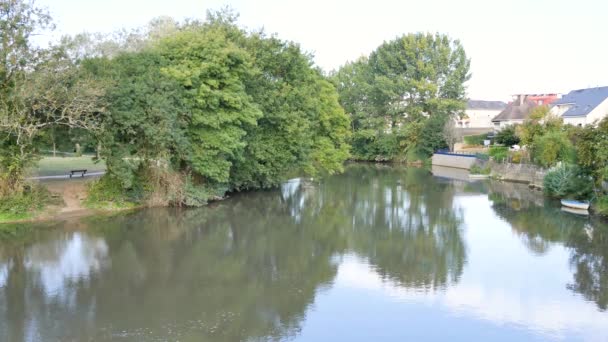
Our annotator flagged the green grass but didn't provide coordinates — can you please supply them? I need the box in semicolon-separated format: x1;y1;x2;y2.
34;156;106;177
0;212;32;223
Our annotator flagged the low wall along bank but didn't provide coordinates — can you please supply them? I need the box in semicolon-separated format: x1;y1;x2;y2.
431;153;547;188
431;153;477;170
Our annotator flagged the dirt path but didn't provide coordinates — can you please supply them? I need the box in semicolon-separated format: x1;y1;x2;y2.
44;179;90;213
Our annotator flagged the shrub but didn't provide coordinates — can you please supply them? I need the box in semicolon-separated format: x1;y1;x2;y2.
543;164;593;200
464;133;488;146
86;174;140;209
0;185;50;221
532;130;574;168
489;146;508;162
593;195;608;216
470;164;490;175
495;125;520;146
510;151;523;164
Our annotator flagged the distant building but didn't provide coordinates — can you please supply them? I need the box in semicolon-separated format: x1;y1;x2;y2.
491;95;540;129
525;93;560;106
550;86;608;126
458;100;506;128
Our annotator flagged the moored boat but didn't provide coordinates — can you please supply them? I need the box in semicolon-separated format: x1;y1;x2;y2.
561;207;589;216
560;199;590;210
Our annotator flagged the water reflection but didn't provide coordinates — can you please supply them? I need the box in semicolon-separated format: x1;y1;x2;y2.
0;164;606;341
488;182;608;311
25;233;108;299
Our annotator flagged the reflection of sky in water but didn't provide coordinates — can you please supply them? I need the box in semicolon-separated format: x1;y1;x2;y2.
282;178;306;223
0;261;11;288
295;195;608;341
25;233;108;300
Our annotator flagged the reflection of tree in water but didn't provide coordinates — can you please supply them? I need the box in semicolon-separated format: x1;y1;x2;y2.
0;196;344;341
489;183;608;311
285;164;467;290
0;164;468;341
566;223;608;311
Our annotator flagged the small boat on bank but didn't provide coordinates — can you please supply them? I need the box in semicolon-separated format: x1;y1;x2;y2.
561;199;590;210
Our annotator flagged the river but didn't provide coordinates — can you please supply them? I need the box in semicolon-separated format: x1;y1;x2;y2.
0;164;607;341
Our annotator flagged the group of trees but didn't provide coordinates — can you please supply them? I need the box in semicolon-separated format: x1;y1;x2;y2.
1;1;351;208
331;33;471;161
1;0;473;211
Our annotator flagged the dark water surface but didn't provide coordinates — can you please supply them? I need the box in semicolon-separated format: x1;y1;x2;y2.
1;164;607;341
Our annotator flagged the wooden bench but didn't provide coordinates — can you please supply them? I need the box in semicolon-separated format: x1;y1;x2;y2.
69;169;87;178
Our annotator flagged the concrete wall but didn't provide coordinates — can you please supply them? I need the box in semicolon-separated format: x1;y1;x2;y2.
488;162;546;188
431;153;477;170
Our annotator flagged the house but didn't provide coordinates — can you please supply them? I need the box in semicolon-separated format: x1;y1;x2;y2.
491;95;539;129
526;93;560;106
550;86;608;126
457;100;506;128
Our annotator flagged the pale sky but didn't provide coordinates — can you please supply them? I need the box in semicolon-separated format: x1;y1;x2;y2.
37;0;608;100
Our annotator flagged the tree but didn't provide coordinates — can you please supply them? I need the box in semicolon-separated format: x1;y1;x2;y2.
83;51;188;190
575;118;608;185
1;1;105;196
494;125;520;146
333;33;470;160
157;24;261;184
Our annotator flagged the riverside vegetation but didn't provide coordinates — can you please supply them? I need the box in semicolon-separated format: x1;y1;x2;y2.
469;106;608;215
0;0;472;221
3;1;605;222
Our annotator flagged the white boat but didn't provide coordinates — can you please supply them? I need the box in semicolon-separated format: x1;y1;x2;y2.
561;207;589;216
560;199;590;210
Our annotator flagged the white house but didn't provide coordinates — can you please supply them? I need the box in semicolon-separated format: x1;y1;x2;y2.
550;86;608;126
491;95;538;130
457;100;506;128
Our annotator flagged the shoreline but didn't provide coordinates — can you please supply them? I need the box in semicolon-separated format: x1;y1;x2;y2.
2;162;603;226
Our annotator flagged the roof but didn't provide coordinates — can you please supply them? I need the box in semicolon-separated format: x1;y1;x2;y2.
491;98;538;122
551;86;608;117
467;100;507;110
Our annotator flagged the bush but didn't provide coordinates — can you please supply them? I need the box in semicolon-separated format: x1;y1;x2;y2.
495;125;520;146
510;151;523;164
543;164;593;200
470;164;490;175
532;130;574;168
85;174;140;209
489;146;508;162
593;195;608;216
464;133;488;146
0;185;50;221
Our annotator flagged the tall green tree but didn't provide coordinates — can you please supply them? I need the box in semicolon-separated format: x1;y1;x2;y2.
158;24;262;184
333;33;470;160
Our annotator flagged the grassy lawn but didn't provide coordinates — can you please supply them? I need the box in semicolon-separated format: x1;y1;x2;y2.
34;156;106;177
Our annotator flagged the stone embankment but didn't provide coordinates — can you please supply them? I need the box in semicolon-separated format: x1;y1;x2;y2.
431;153;546;188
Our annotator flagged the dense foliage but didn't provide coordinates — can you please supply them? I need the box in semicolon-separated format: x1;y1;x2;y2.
543;164;593;200
494;125;520;146
0;2;352;212
511;106;607;211
332;33;470;161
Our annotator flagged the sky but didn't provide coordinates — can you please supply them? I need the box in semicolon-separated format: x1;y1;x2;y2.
36;0;608;101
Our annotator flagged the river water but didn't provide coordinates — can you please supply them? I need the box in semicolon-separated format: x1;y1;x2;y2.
1;164;607;341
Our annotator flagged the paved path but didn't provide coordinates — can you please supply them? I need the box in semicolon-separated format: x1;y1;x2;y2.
27;171;106;181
